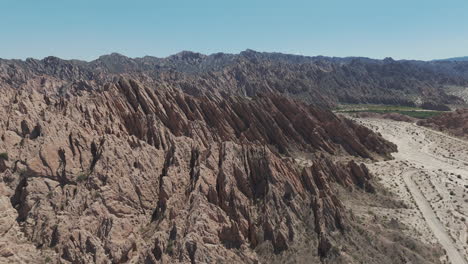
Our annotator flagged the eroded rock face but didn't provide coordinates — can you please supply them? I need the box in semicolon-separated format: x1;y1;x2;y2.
0;76;438;264
1;50;467;108
417;109;468;138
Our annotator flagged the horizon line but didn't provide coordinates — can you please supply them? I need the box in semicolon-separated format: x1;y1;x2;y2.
0;49;465;63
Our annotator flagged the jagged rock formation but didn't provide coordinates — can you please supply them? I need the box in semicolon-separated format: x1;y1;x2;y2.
417;108;468;138
1;50;468;108
0;73;443;263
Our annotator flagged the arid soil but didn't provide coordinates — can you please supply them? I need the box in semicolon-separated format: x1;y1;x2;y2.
354;117;468;264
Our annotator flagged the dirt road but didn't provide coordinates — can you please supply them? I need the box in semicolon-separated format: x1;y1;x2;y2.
403;169;467;264
353;117;468;263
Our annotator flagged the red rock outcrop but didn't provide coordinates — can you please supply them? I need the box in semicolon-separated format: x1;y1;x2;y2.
417;109;468;138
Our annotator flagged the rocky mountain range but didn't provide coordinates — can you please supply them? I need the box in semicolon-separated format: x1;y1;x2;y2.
2;50;468;108
0;51;458;263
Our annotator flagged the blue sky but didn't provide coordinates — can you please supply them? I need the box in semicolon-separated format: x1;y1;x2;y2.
1;0;467;61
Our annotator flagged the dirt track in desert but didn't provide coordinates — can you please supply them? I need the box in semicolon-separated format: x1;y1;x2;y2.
403;169;467;264
354;118;468;264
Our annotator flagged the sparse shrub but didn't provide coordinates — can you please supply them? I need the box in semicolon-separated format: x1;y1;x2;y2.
0;152;8;161
76;172;89;182
17;168;27;176
3;174;14;183
166;240;174;255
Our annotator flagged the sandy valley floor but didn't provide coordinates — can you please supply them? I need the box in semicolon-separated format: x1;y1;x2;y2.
353;117;468;264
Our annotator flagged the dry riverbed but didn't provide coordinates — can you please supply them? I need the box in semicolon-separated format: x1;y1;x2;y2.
353;117;468;264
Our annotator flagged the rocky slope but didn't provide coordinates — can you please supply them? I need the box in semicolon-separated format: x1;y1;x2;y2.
0;74;443;263
417;108;468;138
2;50;468;108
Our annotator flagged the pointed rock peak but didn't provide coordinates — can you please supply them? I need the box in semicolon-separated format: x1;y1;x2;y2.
239;49;264;60
242;49;259;54
98;52;130;61
169;51;206;60
25;57;40;64
41;56;64;64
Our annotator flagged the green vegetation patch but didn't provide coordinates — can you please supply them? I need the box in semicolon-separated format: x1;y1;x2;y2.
335;104;425;112
0;152;8;161
76;171;89;182
334;104;445;119
345;109;443;119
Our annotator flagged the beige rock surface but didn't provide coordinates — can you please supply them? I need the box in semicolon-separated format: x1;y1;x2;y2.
0;75;443;263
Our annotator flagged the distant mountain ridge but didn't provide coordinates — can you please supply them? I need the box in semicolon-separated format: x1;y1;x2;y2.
1;49;468;107
433;56;468;62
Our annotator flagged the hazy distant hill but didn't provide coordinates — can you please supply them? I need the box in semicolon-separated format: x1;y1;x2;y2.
433;56;468;62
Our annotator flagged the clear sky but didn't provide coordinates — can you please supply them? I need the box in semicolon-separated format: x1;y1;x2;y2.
1;0;467;61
